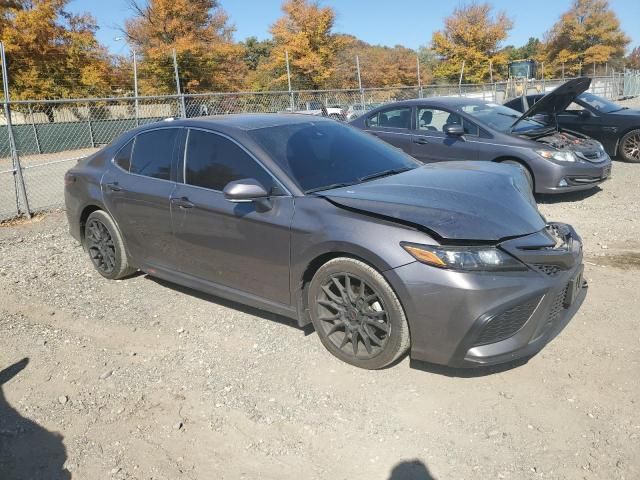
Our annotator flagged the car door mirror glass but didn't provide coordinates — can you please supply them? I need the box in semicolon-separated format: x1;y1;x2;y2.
443;124;464;136
223;179;269;202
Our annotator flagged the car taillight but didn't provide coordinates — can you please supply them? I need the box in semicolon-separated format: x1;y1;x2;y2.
64;173;76;186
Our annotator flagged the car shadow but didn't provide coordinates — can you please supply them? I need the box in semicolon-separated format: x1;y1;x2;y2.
388;459;437;479
146;276;315;335
0;358;71;480
536;186;602;204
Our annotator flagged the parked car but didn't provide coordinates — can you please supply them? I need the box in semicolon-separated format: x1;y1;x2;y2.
504;79;640;163
349;78;612;194
65;114;586;369
291;101;344;120
343;103;382;121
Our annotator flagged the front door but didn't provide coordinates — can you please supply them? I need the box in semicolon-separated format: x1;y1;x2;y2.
557;102;603;140
171;129;293;306
411;107;479;162
101;127;183;269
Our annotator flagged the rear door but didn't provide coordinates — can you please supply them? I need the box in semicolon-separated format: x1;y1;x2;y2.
410;106;479;162
170;128;294;306
364;106;413;152
101;127;183;269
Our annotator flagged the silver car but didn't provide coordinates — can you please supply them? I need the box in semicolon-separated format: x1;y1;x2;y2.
350;78;612;194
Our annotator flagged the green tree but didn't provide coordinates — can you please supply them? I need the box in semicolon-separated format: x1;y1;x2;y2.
542;0;629;76
124;0;247;94
431;2;513;83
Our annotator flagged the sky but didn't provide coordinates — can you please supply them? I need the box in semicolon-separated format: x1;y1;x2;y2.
68;0;640;56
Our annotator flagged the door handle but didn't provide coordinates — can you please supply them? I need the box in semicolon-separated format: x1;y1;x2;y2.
413;138;429;145
171;197;195;209
105;182;122;192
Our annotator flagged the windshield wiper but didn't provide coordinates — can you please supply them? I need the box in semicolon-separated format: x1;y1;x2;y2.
305;182;356;194
358;167;413;183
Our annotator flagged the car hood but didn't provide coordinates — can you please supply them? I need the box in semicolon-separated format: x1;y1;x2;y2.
321;163;546;242
512;77;592;129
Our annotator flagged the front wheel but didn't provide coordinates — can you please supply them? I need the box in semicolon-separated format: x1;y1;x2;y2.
84;210;136;280
619;129;640;163
308;257;410;369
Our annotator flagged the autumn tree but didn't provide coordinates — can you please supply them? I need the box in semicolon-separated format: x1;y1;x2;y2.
0;0;114;100
627;46;640;70
431;2;513;83
124;0;247;94
257;0;343;90
542;0;629;76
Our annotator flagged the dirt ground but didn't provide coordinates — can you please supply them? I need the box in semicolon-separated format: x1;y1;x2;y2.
1;163;640;480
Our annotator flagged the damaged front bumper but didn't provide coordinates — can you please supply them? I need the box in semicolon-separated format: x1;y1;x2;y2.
385;223;587;367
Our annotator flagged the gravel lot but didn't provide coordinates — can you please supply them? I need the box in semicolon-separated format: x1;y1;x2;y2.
1;159;640;479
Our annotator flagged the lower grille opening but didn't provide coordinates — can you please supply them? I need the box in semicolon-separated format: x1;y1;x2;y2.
472;297;541;347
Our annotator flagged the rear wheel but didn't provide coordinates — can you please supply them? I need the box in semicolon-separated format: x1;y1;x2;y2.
619;129;640;163
502;159;534;192
308;257;410;369
84;210;136;280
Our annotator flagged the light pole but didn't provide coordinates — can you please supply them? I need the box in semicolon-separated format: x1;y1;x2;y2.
114;36;140;126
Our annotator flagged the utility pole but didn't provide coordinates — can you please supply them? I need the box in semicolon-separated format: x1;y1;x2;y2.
172;48;186;118
0;41;30;218
285;50;294;111
416;55;423;98
458;60;465;96
356;55;365;110
133;51;140;126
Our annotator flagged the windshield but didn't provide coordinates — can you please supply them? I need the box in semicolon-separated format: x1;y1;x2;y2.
577;92;623;113
248;121;419;193
460;103;546;133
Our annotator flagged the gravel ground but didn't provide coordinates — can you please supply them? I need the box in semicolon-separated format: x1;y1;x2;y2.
1;155;640;480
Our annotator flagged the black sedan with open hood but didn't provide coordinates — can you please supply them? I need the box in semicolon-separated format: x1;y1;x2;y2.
350;78;612;194
505;77;640;163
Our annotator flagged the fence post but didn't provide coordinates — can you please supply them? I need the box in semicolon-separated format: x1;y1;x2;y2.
87;106;95;148
27;103;42;154
133;50;140;127
562;63;565;80
458;60;465;96
172;48;186;118
489;60;493;83
0;41;30;218
356;55;365;110
416;55;423;98
285;50;295;111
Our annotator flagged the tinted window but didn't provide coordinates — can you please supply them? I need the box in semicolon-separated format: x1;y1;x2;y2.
367;107;411;129
130;128;179;180
114;138;134;171
417;107;479;136
577;93;622;113
247;121;419;193
185;130;275;192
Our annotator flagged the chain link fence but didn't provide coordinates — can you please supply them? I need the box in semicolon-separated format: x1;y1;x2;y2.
0;72;637;221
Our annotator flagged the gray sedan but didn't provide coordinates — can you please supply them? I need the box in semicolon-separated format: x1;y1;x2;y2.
65;115;586;369
349;79;611;194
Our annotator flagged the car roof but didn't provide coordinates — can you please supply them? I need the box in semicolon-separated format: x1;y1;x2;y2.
374;97;493;109
132;113;335;135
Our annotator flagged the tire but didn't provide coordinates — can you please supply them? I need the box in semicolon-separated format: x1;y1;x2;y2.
502;159;534;192
618;129;640;163
308;257;410;369
84;210;136;280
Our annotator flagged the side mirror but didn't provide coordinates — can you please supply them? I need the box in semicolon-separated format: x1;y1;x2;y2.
223;179;269;203
578;109;591;120
443;124;465;136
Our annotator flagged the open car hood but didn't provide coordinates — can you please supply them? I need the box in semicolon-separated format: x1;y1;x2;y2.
321;163;546;242
511;77;591;130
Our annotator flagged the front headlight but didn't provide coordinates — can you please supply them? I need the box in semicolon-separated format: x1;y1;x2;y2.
402;243;527;271
535;149;577;162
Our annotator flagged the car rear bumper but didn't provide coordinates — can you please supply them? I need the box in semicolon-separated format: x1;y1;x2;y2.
385;225;586;367
535;156;612;194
